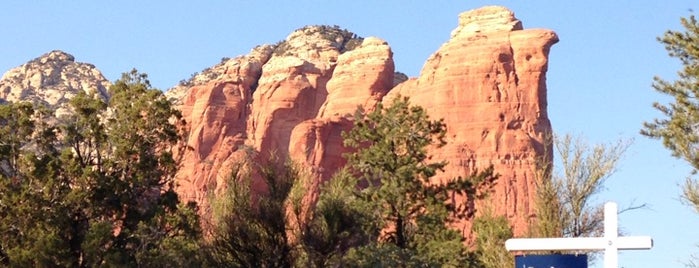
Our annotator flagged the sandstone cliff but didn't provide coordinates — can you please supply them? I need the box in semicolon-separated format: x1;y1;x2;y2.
387;6;558;236
174;25;396;213
170;6;557;236
0;50;110;118
175;44;275;205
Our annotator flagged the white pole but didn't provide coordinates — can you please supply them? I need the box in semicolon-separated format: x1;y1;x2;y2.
604;202;618;268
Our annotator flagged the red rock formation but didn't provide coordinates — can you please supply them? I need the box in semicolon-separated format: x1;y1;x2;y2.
177;45;273;207
248;26;356;159
172;6;557;239
387;6;558;236
287;37;395;213
289;37;395;180
175;26;390;210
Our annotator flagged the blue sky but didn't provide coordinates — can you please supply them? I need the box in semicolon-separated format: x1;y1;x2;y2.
1;1;697;267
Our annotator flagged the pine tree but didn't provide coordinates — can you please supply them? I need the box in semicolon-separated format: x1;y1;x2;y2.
642;14;699;211
642;13;699;266
340;96;496;267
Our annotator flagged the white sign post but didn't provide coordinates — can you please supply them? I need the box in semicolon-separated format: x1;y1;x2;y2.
505;202;652;268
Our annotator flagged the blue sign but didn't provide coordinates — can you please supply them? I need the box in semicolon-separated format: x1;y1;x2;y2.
515;254;587;268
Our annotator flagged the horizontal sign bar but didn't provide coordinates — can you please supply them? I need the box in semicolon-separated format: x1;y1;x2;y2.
612;236;653;249
506;236;652;251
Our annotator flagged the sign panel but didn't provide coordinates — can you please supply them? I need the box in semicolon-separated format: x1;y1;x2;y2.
515;254;587;268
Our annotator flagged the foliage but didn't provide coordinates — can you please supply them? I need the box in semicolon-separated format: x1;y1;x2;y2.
472;208;514;268
642;13;699;267
0;102;69;267
0;102;36;179
205;153;297;268
528;134;629;266
533;135;630;239
296;169;376;267
532;152;564;238
0;69;202;267
272;40;291;57
340;96;497;267
642;14;699;212
206;152;378;268
342;38;364;53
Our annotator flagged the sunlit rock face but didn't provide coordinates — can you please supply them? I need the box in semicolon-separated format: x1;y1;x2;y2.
173;26;394;214
169;5;557;239
388;5;558;237
0;50;110;118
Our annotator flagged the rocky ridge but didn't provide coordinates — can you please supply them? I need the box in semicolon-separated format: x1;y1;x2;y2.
0;50;110;118
173;25;391;211
170;5;558;237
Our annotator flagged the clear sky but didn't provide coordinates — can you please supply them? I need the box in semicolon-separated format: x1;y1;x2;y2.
1;1;697;267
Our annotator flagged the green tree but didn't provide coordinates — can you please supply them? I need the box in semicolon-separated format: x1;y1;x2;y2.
206;154;297;268
72;69;201;267
642;14;699;212
472;209;514;268
205;152;372;268
0;70;202;267
641;14;699;266
296;169;375;267
340;96;496;267
0;102;75;267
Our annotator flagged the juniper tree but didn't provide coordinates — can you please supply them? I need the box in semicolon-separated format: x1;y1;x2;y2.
0;70;202;267
205;153;297;268
297;169;376;267
0;102;72;267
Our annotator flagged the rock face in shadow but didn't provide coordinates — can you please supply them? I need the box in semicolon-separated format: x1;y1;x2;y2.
170;6;557;237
